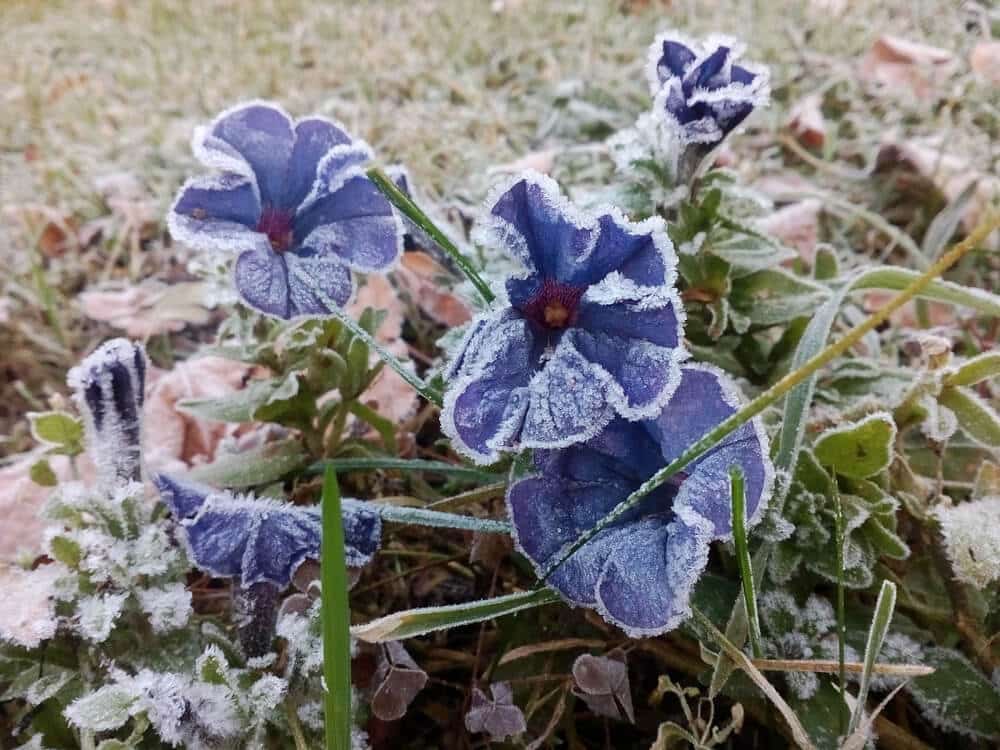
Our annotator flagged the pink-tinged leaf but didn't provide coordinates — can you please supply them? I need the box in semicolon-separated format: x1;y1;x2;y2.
143;356;262;473
370;641;428;721
970;42;1000;85
465;682;527;741
80;281;211;338
859;35;954;99
395;251;472;328
786;94;826;149
757;200;822;264
571;653;635;723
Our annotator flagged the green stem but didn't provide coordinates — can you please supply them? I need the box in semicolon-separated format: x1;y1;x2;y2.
288;264;444;406
367;166;495;305
320;468;352;750
286;699;310;750
834;480;848;736
730;466;762;659
541;213;999;581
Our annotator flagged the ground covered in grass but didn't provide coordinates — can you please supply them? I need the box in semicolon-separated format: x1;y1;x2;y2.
2;1;1000;749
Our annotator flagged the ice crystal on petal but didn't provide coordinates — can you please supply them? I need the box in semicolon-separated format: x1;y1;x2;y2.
508;363;773;635
167;101;403;319
67;338;147;487
443;172;685;463
935;497;1000;587
153;474;382;587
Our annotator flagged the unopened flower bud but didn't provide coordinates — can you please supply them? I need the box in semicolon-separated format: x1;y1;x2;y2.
68;338;147;486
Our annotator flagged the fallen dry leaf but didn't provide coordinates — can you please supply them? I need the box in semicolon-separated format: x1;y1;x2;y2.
3;204;79;258
80;280;211;338
491;148;558;175
370;641;429;721
859;35;954;99
877;136;1000;242
143;356;260;474
757;200;823;263
970;41;1000;86
787;94;826;149
465;683;527;741
395;251;472;328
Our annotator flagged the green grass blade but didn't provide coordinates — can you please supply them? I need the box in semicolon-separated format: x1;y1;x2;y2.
321;467;352;750
729;466;762;659
367;166;495;305
310;457;502;482
848;580;898;737
352;588;559;643
347;499;511;534
835;482;848;736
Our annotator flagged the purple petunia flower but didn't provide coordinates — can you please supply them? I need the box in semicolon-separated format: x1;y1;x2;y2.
167;101;403;319
507;364;774;636
441;172;686;464
67;338;147;487
645;31;769;148
152;474;381;588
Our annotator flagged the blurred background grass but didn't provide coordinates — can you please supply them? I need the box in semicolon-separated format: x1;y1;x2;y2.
1;0;996;450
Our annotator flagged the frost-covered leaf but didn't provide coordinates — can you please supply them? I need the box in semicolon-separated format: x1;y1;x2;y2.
65;684;139;732
370;641;428;721
178;374;299;424
187;438;308;488
77;592;129;643
935;498;1000;587
27;411;84;455
465;682;527;741
571;653;634;723
729;269;829;326
137;584;193;633
909;647;1000;740
0;565;60;648
938;387;1000;448
814;413;896;479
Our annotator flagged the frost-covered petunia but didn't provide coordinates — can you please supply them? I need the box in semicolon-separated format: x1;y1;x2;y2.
507;364;774;636
167;101;403;319
645;31;769;148
152;475;382;588
442;172;685;463
67;338;147;486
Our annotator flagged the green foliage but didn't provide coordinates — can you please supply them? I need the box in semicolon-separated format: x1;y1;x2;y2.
27;411;84;456
814;413;896;480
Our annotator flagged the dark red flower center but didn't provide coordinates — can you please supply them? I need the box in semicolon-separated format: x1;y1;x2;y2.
521;278;585;330
257;206;295;253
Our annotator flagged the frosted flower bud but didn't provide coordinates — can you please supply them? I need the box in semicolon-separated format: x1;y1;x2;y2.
68;338;147;486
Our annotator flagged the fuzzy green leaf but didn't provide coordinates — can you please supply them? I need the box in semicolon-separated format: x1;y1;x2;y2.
30;459;58;487
28;411;84;455
814;413;896;479
729;269;830;326
909;647;1000;740
938;386;1000;447
188;438;308;488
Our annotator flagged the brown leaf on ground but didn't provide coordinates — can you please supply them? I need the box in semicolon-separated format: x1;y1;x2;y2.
395;252;472;328
757;200;823;263
970;41;1000;85
859;35;954;99
787;94;826;149
370;641;429;721
143;356;260;474
80;281;211;338
3;204;79;258
572;653;635;723
877;136;1000;242
348;276;420;427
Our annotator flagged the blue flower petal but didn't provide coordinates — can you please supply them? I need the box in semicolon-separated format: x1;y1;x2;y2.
485;174;594;280
284;250;354;316
203;102;295;207
295;176;401;272
648;364;773;538
152;477;382;587
442;312;535;463
151;474;210;520
574;213;673;289
234;244;291;319
282;117;354;211
520;340;617;449
168;173;261;253
687;46;731;90
596;517;710;636
657;39;696;80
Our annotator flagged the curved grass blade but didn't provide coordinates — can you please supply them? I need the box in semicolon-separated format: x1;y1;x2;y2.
350;499;511;534
848;580;898;737
729;466;762;659
352;588;559;643
310;457;501;482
